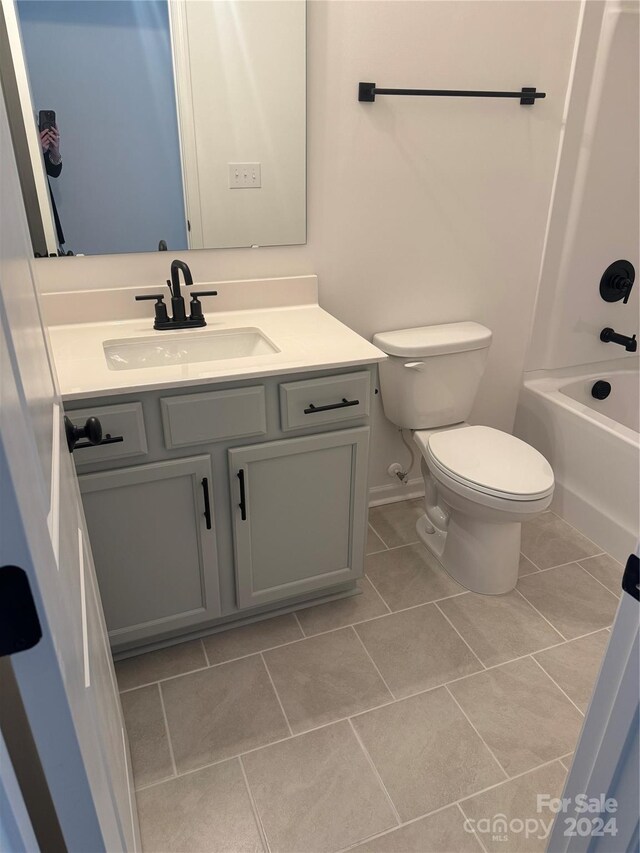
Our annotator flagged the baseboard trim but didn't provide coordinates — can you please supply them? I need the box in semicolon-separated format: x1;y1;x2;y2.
368;477;424;507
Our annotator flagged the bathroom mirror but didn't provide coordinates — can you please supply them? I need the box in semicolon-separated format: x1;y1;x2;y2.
9;0;306;256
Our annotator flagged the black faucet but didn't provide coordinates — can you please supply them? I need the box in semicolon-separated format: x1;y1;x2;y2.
600;327;637;352
168;259;193;322
135;259;218;330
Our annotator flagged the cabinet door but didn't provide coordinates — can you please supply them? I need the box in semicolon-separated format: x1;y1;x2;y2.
229;427;370;609
79;456;220;647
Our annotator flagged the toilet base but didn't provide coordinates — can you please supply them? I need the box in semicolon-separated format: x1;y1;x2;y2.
416;510;520;595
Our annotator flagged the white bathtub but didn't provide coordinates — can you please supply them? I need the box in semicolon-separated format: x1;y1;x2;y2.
514;360;639;562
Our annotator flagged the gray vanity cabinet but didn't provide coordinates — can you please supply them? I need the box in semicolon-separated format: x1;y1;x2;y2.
229;427;370;608
79;455;220;646
68;364;376;651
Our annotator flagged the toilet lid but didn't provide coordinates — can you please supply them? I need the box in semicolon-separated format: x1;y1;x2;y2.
427;425;554;500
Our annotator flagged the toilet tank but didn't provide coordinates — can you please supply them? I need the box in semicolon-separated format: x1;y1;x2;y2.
373;322;492;429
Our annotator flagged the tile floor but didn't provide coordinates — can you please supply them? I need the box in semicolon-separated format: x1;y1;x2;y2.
117;503;622;853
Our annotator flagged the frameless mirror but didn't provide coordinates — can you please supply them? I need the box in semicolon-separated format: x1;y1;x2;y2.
10;0;306;255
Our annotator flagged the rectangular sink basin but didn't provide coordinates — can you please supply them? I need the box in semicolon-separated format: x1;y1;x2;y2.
104;327;279;371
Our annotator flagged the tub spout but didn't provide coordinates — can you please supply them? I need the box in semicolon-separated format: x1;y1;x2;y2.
600;327;637;352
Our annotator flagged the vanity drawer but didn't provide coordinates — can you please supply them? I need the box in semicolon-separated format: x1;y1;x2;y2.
161;386;267;449
279;372;370;431
68;402;147;468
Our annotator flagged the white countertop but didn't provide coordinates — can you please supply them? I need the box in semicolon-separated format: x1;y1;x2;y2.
48;303;385;401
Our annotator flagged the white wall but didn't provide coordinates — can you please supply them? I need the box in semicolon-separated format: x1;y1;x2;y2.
527;0;639;372
176;0;306;249
31;0;581;494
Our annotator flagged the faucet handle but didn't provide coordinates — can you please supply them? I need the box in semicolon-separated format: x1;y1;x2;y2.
627;334;637;352
189;291;218;322
135;293;169;326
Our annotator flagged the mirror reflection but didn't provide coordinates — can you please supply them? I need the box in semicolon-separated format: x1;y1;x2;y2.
15;0;306;256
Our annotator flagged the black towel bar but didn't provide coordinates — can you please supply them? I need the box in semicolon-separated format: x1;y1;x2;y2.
358;82;545;106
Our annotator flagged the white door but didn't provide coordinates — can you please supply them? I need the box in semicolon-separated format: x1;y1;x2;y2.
0;730;39;853
0;76;139;850
547;549;639;852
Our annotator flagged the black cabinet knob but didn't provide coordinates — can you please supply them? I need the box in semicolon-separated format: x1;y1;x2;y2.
65;416;103;453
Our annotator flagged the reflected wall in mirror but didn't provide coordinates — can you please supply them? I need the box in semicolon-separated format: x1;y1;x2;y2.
13;0;306;256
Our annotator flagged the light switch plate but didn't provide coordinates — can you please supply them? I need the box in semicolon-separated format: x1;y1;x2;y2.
228;163;261;189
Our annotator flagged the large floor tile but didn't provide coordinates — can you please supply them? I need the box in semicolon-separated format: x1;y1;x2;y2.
296;578;389;636
519;554;538;577
520;513;601;569
137;758;264;852
366;543;463;611
560;754;573;771
578;554;624;598
161;655;290;773
202;614;302;665
352;687;505;820
460;761;567;853
448;657;583;776
263;628;391;733
367;525;387;555
518;564;619;640
355;604;482;698
242;721;397;853
534;630;610;712
350;804;482;852
437;591;563;667
115;639;207;691
368;500;424;548
120;684;173;789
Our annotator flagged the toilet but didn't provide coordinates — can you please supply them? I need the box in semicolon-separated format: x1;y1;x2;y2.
373;322;554;594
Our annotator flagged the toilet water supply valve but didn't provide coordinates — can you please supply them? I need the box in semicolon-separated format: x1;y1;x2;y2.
388;462;408;484
388;430;417;484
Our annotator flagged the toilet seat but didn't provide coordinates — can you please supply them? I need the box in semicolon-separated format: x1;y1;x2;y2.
421;425;554;502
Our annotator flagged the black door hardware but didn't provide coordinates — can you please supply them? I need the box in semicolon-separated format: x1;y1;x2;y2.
0;566;42;656
237;469;247;521
599;328;637;352
599;260;635;304
64;415;124;453
304;398;360;415
201;478;212;530
65;415;101;452
135;259;218;330
358;82;545;106
591;380;612;400
622;553;639;602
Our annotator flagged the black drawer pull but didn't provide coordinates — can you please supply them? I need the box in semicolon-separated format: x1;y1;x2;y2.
237;469;247;521
304;398;359;415
74;433;124;450
201;478;212;530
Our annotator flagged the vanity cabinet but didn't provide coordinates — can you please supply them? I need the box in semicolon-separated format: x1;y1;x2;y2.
79;456;220;647
229;427;369;608
68;365;375;651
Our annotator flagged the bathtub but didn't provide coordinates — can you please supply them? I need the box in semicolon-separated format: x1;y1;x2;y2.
514;360;639;562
